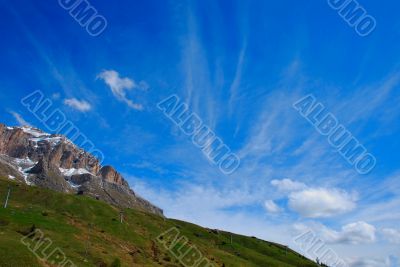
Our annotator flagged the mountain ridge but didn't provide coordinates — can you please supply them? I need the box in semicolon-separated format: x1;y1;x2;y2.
0;123;163;216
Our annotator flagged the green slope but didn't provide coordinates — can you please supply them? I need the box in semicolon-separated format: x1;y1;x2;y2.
0;177;317;267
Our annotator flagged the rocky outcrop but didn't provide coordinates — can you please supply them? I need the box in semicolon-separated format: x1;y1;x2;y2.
99;166;125;186
0;123;163;216
27;157;71;193
0;126;31;158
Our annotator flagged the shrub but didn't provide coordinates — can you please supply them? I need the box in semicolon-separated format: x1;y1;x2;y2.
110;258;121;267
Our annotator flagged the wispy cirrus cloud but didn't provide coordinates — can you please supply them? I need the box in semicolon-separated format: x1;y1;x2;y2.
228;42;247;116
143;56;400;265
8;111;31;126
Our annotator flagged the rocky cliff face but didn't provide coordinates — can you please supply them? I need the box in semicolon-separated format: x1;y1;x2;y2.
0;123;163;216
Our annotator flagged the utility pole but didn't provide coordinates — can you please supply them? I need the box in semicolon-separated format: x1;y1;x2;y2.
85;223;92;258
119;211;124;223
3;186;11;209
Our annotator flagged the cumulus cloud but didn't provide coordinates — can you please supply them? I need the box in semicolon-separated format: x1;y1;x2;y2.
294;221;376;245
64;98;91;112
264;200;282;213
271;178;307;192
97;70;144;110
8;111;31;126
381;228;400;244
346;257;391;267
289;188;356;218
269;179;357;218
337;221;376;244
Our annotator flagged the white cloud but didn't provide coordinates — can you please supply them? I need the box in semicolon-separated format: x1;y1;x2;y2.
381;228;400;244
64;98;91;112
294;221;376;245
346;257;391;267
271;178;307;192
52;92;61;100
264;200;282;213
9;111;30;126
97;70;144;110
338;221;376;244
289;188;356;218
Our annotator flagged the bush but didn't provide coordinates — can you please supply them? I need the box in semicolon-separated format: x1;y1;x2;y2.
17;224;36;236
110;258;121;267
0;218;9;226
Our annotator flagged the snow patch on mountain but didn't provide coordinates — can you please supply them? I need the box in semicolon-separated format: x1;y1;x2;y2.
30;136;64;146
21;126;50;138
17;166;33;185
67;180;80;189
59;167;90;176
13;157;36;166
11;157;37;185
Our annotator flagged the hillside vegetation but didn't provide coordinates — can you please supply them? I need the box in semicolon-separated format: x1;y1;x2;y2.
0;177;317;267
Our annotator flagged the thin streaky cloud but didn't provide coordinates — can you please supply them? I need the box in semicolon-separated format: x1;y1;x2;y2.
64;98;92;112
229;42;247;116
8;111;31;126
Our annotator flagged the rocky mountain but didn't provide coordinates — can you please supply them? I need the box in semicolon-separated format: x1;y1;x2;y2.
0;123;163;216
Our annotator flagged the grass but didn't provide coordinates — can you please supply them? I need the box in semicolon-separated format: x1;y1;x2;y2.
0;177;318;267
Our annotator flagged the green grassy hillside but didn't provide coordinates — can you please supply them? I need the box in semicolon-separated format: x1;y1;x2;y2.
0;177;317;267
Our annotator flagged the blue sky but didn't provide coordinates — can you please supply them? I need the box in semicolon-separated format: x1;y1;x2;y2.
1;0;400;266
